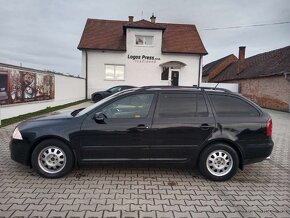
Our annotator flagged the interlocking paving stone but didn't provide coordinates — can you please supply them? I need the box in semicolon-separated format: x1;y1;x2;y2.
66;210;86;217
10;210;32;217
121;211;139;218
0;106;289;217
29;210;51;217
48;210;68;217
84;210;104;218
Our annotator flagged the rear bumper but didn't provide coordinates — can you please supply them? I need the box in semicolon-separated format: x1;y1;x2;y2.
10;139;32;166
243;139;274;165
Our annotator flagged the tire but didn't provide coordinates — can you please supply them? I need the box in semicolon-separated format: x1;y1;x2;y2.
93;95;103;102
31;139;74;178
198;143;239;181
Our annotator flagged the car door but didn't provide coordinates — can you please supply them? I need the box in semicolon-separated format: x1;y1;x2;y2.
150;91;215;163
79;93;156;163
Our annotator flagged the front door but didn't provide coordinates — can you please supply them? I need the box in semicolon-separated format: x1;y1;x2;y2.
79;93;155;163
171;70;179;86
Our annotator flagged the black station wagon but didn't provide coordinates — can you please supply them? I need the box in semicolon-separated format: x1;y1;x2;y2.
10;86;273;181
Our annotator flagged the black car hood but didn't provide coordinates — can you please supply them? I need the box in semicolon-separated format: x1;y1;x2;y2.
32;111;73;121
17;111;78;132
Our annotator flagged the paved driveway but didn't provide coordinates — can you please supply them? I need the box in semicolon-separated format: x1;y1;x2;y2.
0;105;289;218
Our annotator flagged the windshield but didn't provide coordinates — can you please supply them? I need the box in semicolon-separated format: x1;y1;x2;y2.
76;88;138;117
107;86;121;93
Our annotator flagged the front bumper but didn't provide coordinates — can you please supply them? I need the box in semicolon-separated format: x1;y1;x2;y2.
10;138;32;166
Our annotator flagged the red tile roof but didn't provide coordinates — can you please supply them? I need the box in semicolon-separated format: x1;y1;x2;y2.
203;54;237;76
210;46;290;82
78;18;207;55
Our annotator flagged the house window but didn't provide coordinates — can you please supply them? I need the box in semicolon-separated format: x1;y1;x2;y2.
161;67;169;80
135;35;153;46
105;65;125;80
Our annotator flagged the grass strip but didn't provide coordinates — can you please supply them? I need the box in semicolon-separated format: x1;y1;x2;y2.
1;99;88;127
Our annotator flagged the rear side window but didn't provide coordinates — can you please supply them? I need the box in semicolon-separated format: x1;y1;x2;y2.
157;93;209;118
209;94;259;117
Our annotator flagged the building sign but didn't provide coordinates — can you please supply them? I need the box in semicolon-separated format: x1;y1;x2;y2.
128;54;160;63
0;67;55;105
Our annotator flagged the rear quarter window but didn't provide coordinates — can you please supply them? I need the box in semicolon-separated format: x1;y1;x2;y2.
209;94;260;117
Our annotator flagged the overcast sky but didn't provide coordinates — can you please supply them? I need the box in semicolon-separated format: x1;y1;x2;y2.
0;0;289;76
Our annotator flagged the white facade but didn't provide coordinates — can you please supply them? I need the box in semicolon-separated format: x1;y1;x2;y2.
81;28;203;96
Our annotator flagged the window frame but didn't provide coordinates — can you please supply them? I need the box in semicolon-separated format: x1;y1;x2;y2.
135;35;154;47
104;64;125;81
208;93;261;117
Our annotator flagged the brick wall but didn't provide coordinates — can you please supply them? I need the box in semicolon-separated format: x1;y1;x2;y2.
230;75;290;112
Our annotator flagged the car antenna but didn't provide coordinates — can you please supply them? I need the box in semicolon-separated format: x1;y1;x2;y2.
214;83;219;90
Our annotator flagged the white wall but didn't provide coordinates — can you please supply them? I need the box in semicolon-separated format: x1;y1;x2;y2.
83;28;201;96
0;74;85;120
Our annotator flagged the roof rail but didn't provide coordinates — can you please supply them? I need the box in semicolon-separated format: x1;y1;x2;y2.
198;86;232;93
140;85;232;93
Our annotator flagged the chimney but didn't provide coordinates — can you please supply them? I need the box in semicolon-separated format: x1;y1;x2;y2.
237;46;246;74
150;13;156;23
128;16;134;23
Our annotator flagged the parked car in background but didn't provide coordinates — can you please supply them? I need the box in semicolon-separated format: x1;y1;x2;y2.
91;85;135;102
10;86;273;181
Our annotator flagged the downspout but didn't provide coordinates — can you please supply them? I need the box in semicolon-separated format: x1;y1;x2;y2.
85;50;88;99
197;55;202;87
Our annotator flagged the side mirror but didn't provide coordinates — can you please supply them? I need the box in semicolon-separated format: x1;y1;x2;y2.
94;112;107;123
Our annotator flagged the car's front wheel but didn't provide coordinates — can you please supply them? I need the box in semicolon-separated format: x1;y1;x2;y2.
198;143;239;181
31;139;74;178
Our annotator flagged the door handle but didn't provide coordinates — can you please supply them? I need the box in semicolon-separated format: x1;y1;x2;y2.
136;124;149;130
200;123;210;130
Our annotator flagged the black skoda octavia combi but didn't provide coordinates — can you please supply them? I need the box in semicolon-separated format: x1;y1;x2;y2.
10;86;273;181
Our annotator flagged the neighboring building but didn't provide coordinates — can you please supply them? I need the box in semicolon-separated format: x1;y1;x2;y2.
202;54;237;82
78;15;207;97
203;46;290;112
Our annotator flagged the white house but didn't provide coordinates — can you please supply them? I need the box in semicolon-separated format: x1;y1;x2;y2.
78;15;208;98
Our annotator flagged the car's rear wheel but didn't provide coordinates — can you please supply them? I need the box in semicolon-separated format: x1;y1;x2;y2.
198;143;239;181
31;139;74;178
93;94;103;102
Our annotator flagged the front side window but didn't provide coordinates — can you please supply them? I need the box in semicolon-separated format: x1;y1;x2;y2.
209;94;260;117
101;94;154;119
135;35;153;46
105;65;125;80
156;93;209;118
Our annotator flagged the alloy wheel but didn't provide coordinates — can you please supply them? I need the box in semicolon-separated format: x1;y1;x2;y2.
38;146;66;174
206;149;233;177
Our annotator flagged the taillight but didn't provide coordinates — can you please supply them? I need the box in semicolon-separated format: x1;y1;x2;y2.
266;118;272;137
